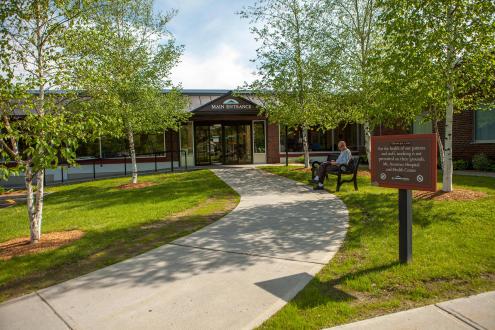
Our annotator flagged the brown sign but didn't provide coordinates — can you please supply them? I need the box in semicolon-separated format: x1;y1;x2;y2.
371;134;437;192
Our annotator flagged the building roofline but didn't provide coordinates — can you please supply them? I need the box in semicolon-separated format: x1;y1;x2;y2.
26;88;256;96
162;89;254;96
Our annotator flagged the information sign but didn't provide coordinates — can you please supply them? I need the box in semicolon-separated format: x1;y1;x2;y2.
371;134;437;192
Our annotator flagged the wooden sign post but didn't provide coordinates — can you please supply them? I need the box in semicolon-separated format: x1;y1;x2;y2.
371;134;437;264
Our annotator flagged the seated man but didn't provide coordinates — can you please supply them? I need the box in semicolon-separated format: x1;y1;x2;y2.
313;140;352;190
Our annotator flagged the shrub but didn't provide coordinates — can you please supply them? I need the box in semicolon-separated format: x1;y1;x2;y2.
453;159;469;171
490;164;495;172
472;153;492;171
361;153;369;164
294;156;305;164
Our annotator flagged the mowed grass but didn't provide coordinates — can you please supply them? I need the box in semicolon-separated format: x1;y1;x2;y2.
0;170;239;302
259;166;495;329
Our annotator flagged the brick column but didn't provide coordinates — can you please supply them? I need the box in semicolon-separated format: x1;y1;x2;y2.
266;123;280;163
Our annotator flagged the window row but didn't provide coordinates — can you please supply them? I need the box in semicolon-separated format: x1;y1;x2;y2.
279;124;365;152
77;133;166;158
412;107;495;142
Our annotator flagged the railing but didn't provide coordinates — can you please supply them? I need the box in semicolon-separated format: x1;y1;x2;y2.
1;150;190;188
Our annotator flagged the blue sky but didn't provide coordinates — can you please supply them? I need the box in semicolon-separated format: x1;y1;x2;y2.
154;0;258;89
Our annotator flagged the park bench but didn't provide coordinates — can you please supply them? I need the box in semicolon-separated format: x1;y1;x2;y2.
311;155;361;192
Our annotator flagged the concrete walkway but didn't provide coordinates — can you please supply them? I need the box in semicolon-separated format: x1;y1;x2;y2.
326;291;495;330
0;167;348;330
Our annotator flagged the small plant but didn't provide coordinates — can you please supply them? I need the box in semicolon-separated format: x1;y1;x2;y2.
294;156;305;164
490;164;495;172
472;153;492;171
453;159;469;171
361;153;369;164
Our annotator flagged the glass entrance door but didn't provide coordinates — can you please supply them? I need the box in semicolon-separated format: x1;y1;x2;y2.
195;124;223;165
195;123;252;165
224;124;252;165
209;124;222;164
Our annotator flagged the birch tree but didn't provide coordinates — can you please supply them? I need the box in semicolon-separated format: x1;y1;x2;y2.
324;0;382;168
0;0;99;243
240;0;341;168
378;0;495;191
69;0;189;184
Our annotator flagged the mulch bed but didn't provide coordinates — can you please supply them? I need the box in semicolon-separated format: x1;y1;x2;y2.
0;230;85;261
0;189;27;197
0;199;17;208
116;182;157;190
358;170;371;177
414;189;487;201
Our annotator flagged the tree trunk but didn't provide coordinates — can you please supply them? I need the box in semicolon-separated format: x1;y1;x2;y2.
302;127;310;168
443;5;455;193
443;94;453;192
434;120;445;170
24;167;43;243
363;122;372;170
127;128;138;184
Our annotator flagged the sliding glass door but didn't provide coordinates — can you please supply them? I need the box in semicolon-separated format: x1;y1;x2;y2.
194;123;252;165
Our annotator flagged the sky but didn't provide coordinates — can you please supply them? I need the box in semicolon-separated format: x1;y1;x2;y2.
154;0;259;90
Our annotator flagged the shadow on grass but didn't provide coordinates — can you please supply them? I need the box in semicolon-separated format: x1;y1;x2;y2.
45;172;224;211
285;262;400;310
0;196;236;302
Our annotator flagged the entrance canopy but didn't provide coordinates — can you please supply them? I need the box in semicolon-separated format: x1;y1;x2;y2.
190;91;261;117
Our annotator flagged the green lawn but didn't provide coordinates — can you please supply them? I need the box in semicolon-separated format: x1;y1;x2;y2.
259;166;495;329
0;170;239;302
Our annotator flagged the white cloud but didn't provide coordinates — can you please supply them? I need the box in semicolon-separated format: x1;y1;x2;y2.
171;43;257;89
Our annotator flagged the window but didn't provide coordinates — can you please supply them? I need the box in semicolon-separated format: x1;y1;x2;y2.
180;123;193;154
308;130;331;151
280;127;303;152
280;127;333;152
76;139;100;158
134;133;165;155
333;124;364;151
475;107;495;142
413;116;432;134
101;136;128;157
253;121;266;153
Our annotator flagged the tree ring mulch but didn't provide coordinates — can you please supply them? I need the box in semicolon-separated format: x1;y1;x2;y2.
358;170;371;177
414;189;487;201
0;230;85;261
116;182;157;190
0;199;17;208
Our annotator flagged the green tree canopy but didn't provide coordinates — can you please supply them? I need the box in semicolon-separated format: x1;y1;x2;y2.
68;0;190;183
240;0;343;167
377;0;495;191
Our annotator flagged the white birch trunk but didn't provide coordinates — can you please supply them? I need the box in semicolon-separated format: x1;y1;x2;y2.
443;6;454;192
363;122;372;170
434;121;445;170
127;128;138;184
443;94;454;192
33;170;44;241
302;127;310;168
24;167;43;243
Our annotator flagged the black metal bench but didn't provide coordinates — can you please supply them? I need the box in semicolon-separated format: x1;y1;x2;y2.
311;156;361;192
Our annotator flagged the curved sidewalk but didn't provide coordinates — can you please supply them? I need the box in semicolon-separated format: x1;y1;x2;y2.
0;167;348;330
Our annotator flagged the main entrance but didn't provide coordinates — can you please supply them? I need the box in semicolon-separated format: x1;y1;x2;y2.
195;122;253;165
